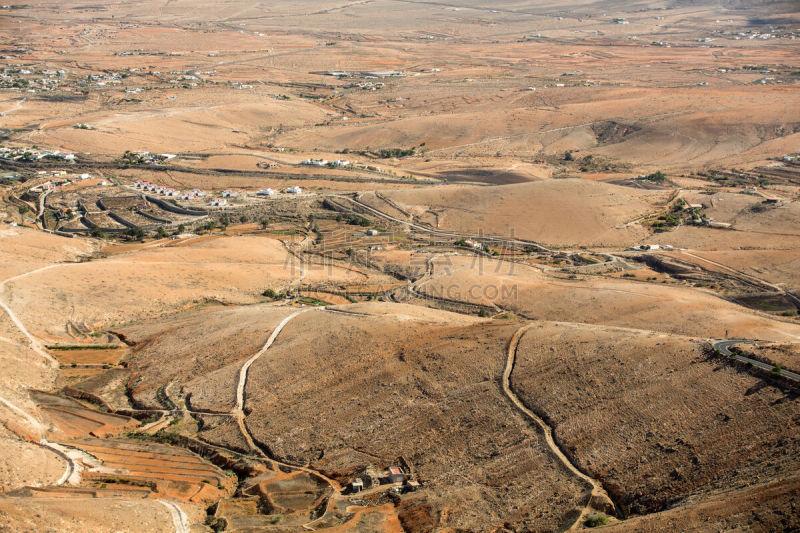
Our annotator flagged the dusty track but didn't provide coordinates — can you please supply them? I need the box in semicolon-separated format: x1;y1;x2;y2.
158;499;190;533
232;307;343;497
503;323;616;530
0;265;68;368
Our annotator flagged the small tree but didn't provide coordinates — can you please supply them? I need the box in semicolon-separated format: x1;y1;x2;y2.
564;150;574;161
155;226;167;238
262;288;277;299
584;514;609;528
239;214;248;223
259;218;270;229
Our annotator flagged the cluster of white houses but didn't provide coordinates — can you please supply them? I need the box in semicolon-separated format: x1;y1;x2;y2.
0;146;76;162
134;180;303;207
301;158;350;168
134;180;208;201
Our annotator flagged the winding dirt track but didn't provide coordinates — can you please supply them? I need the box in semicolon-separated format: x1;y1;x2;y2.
232;307;343;494
503;323;615;530
0;264;68;368
0;265;86;486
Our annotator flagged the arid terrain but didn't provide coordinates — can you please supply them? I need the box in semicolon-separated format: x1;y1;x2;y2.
0;0;799;532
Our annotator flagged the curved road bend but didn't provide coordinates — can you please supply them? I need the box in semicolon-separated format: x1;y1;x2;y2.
504;324;615;530
713;340;800;382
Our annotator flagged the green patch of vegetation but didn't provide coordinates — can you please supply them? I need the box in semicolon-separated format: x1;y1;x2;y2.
376;147;415;159
297;296;327;306
638;170;667;183
584;513;609;528
262;288;286;300
205;516;227;533
124;227;145;240
346;215;371;227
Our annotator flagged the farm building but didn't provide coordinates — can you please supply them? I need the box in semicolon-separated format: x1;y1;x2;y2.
387;467;404;484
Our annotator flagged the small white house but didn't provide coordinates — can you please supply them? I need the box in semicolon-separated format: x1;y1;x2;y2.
210;198;227;207
257;188;275;196
286;186;302;194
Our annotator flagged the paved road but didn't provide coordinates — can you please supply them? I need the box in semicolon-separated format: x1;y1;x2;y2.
713;340;800;382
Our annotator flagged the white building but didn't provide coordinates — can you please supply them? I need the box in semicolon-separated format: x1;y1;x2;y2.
257;188;275;196
210;198;227;207
301;159;328;166
286;186;302;194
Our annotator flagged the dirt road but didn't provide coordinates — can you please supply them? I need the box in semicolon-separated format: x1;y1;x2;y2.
232;306;343;495
157;499;190;533
503;323;616;529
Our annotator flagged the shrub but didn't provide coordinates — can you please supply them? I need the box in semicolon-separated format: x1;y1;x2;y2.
262;288;277;299
347;215;371;227
584;513;609;528
124;227;145;240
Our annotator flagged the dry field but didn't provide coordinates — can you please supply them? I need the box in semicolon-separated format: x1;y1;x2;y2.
512;322;800;519
415;254;800;340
